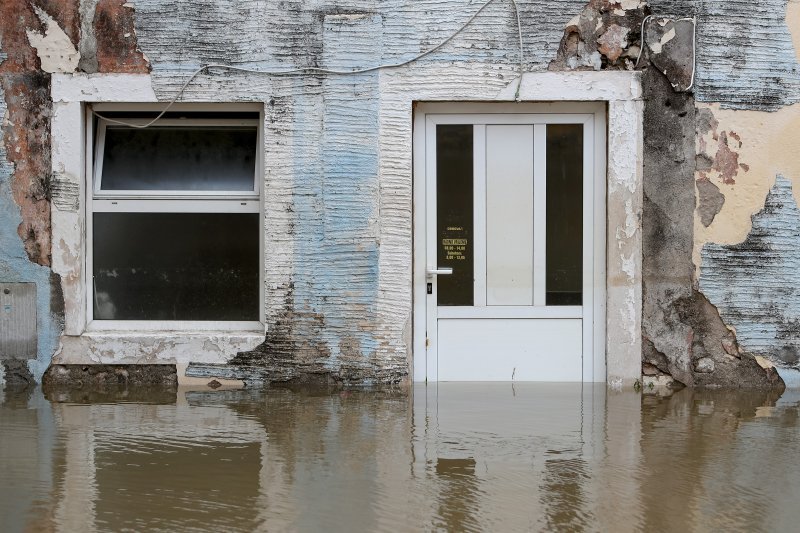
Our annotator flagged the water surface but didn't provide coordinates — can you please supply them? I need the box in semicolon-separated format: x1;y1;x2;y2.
1;384;798;532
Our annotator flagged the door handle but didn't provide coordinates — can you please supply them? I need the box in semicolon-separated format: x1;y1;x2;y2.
426;267;453;276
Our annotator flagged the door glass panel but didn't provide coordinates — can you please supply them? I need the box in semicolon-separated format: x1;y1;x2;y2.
436;125;474;306
486;125;534;305
546;124;583;306
101;126;258;191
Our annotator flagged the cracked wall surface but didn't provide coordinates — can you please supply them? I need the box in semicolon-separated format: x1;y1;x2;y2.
683;2;800;386
640;65;781;390
1;0;799;388
548;0;788;389
0;0;147;381
701;177;800;371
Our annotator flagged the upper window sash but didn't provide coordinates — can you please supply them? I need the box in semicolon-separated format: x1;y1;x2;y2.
93;118;261;199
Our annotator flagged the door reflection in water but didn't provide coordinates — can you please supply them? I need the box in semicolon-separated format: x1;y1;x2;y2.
1;384;799;532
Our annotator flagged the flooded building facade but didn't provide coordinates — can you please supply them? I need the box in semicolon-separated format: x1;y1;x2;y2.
0;0;794;389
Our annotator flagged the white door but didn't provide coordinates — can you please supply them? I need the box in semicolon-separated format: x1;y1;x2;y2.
415;105;606;382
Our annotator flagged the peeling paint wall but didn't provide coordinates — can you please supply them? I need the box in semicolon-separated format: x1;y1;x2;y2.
694;102;800;377
1;0;61;381
684;1;800;384
0;0;147;380
701;177;800;370
694;103;800;268
2;0;798;388
543;0;785;389
639;64;781;390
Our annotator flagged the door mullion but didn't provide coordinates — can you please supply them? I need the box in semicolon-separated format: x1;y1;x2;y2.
473;124;487;307
533;124;547;306
583;117;596;381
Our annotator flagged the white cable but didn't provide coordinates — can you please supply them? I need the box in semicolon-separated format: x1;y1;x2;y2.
686;16;697;91
635;14;697;92
95;0;526;128
634;14;655;68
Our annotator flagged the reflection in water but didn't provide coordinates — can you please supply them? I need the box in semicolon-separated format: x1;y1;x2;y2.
638;389;792;532
541;453;588;531
2;384;800;532
434;457;480;532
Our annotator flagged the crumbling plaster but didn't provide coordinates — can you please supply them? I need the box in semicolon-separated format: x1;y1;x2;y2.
686;0;800;379
693;102;800;275
25;6;81;73
0;92;60;381
701;176;800;373
0;0;148;381
545;0;784;388
621;0;786;389
641;66;783;390
2;0;798;388
692;102;800;374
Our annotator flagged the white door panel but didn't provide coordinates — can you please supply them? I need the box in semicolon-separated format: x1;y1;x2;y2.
437;319;582;381
417;107;604;383
486;125;534;306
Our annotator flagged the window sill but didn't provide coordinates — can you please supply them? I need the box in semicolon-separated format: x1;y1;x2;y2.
55;330;265;365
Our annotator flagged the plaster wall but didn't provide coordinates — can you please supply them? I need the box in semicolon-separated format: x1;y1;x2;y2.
47;67;643;388
694;103;800;262
1;0;797;389
693;103;800;376
21;0;645;387
686;3;800;381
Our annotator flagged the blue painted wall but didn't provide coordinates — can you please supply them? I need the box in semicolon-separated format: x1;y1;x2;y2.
701;175;800;370
0;89;61;382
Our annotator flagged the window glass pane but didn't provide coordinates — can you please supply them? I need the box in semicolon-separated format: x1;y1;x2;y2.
437;124;474;306
546;124;583;306
93;213;259;320
100;126;257;191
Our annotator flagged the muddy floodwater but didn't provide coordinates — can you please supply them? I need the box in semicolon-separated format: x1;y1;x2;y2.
2;384;800;532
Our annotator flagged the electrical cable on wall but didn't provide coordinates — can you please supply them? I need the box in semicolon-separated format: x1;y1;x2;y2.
95;0;526;129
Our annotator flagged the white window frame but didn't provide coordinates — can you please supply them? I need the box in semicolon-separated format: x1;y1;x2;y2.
85;103;265;332
93;117;261;199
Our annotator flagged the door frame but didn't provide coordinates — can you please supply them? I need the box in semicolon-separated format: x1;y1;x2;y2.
413;102;607;382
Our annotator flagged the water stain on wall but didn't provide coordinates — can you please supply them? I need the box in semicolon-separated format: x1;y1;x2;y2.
1;0;799;388
0;0;148;380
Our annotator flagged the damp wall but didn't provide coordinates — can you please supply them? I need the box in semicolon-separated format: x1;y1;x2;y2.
667;0;800;387
0;0;797;388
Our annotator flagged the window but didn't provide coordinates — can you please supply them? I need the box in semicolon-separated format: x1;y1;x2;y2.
88;107;263;328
